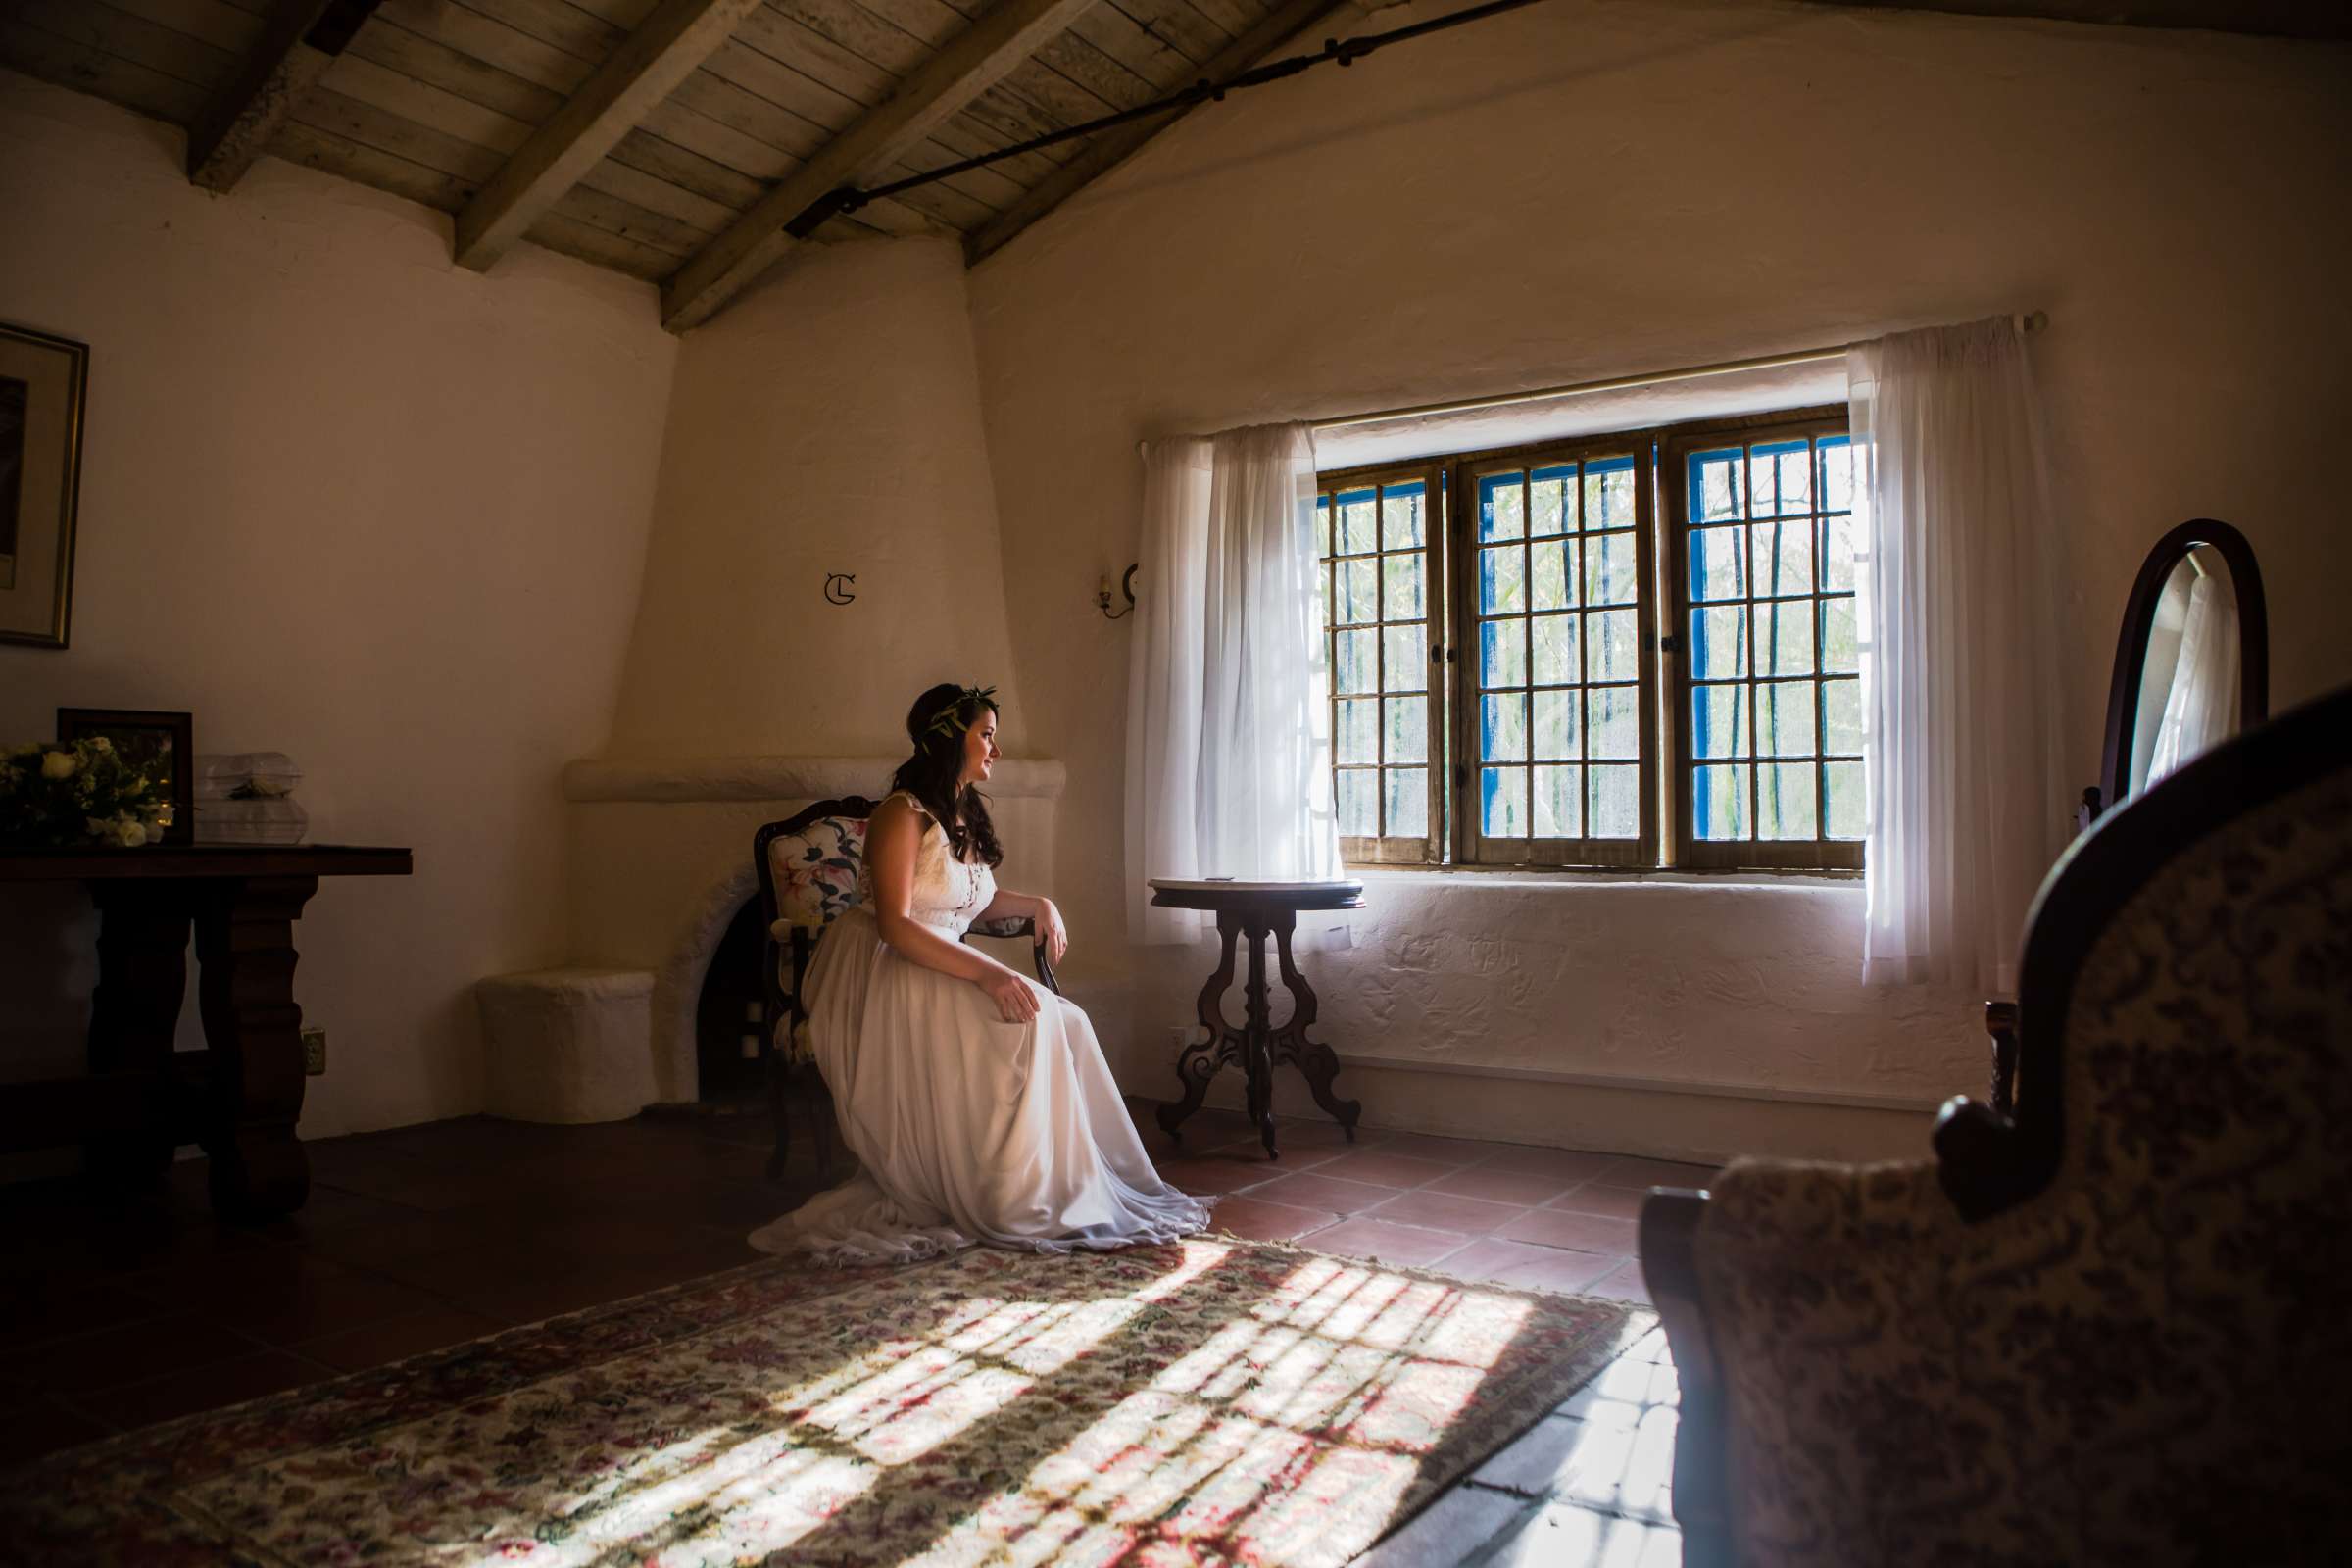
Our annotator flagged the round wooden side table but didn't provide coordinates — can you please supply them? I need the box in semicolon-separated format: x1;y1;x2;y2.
1148;876;1365;1159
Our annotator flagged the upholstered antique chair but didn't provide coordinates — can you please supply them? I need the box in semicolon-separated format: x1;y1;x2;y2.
752;795;1060;1180
1641;683;2352;1567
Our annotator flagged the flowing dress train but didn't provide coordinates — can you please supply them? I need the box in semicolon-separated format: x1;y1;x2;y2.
748;792;1211;1264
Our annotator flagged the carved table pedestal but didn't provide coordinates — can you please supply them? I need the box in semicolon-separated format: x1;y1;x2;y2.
0;844;413;1218
1148;877;1364;1160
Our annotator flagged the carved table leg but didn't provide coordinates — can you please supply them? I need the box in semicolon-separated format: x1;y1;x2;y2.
1158;911;1243;1143
85;881;193;1186
1241;914;1278;1159
1270;913;1360;1142
194;875;318;1219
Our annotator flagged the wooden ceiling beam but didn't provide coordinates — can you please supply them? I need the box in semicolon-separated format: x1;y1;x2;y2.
962;0;1343;269
454;0;767;272
187;0;382;192
661;0;1100;333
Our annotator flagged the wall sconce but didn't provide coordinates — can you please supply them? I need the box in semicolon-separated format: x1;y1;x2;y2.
1098;564;1137;621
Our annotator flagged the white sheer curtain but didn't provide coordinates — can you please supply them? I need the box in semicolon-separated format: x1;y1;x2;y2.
2145;566;2240;786
1849;318;2069;991
1125;423;1343;944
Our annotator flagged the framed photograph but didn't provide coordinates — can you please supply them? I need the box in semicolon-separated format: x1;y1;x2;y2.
0;322;88;649
58;709;193;845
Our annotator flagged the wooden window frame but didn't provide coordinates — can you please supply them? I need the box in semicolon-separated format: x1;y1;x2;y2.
1446;433;1660;869
1660;407;1863;872
1316;460;1449;865
1315;405;1856;874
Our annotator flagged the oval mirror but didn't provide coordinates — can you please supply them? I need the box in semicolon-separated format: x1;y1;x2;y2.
2088;519;2268;825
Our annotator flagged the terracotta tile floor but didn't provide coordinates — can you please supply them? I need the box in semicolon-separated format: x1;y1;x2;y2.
0;1102;1710;1564
1157;1108;1711;1308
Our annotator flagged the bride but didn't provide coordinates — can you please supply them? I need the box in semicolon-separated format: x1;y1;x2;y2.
749;682;1213;1263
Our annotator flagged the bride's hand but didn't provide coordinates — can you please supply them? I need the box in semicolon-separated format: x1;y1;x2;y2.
1035;900;1069;965
977;966;1041;1024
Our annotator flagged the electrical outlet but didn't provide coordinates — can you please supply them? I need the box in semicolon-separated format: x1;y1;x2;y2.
302;1026;325;1076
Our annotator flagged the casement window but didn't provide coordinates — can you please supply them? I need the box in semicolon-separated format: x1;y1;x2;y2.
1663;415;1863;870
1314;464;1447;865
1315;406;1861;871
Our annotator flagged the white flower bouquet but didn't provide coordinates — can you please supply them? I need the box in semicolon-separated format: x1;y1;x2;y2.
0;738;175;848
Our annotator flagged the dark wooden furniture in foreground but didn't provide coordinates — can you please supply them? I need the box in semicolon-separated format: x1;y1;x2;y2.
0;844;412;1219
1150;877;1365;1159
1642;683;2352;1567
752;797;1059;1181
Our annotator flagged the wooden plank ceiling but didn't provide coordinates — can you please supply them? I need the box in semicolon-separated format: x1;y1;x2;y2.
3;0;2343;329
0;0;1333;327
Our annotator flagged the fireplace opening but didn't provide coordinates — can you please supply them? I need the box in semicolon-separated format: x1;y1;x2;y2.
694;899;769;1104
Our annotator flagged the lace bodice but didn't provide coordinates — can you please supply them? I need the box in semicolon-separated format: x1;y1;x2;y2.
857;791;995;938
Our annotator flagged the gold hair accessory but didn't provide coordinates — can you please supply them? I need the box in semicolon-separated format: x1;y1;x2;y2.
924;685;998;744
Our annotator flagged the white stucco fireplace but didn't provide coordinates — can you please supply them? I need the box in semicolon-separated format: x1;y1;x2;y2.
475;753;1063;1119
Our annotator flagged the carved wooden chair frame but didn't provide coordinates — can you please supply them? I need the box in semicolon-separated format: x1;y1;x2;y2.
1641;683;2351;1566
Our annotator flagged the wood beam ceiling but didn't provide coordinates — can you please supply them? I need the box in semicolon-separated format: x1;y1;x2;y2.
186;0;381;192
112;0;2339;322
661;0;1101;332
454;0;769;273
963;0;1344;268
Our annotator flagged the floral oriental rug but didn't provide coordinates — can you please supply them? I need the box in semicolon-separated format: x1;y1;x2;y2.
0;1238;1642;1567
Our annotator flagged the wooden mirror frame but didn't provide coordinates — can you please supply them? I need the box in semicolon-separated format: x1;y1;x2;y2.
2084;518;2268;826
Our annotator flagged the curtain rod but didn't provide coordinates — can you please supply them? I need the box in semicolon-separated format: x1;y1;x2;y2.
801;0;1556;238
1309;311;2049;434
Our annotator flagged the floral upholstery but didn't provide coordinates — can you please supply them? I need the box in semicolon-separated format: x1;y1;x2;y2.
1692;767;2352;1565
763;815;866;1066
766;815;866;934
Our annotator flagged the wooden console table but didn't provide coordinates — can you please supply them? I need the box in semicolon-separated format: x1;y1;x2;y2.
1149;877;1365;1159
0;844;413;1218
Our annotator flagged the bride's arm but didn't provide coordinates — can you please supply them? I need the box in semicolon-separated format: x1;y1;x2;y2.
867;800;1040;1021
977;887;1068;964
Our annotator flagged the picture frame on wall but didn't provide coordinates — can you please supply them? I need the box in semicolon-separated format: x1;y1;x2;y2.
0;321;88;650
57;709;194;846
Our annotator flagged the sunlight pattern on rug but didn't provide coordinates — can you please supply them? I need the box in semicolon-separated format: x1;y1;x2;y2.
70;1241;1633;1568
895;1249;1536;1567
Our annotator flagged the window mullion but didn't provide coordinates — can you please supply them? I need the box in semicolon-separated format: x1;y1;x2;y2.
1425;461;1449;865
1449;457;1476;867
1636;431;1663;868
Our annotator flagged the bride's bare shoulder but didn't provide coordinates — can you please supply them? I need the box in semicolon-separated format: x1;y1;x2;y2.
869;792;933;835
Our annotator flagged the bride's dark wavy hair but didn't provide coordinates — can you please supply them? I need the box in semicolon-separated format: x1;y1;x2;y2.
890;683;1004;868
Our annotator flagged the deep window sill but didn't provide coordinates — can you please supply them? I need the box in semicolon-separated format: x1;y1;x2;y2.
1350;863;1863;891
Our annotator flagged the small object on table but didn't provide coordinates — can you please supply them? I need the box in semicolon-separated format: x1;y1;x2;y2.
194;752;308;844
0;843;412;1218
1148;876;1364;1160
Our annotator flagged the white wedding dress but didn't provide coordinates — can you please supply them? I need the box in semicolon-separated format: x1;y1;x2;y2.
748;792;1212;1264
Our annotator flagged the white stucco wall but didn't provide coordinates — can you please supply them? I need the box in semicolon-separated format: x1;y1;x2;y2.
964;1;2352;1158
604;236;1025;760
0;74;676;1138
